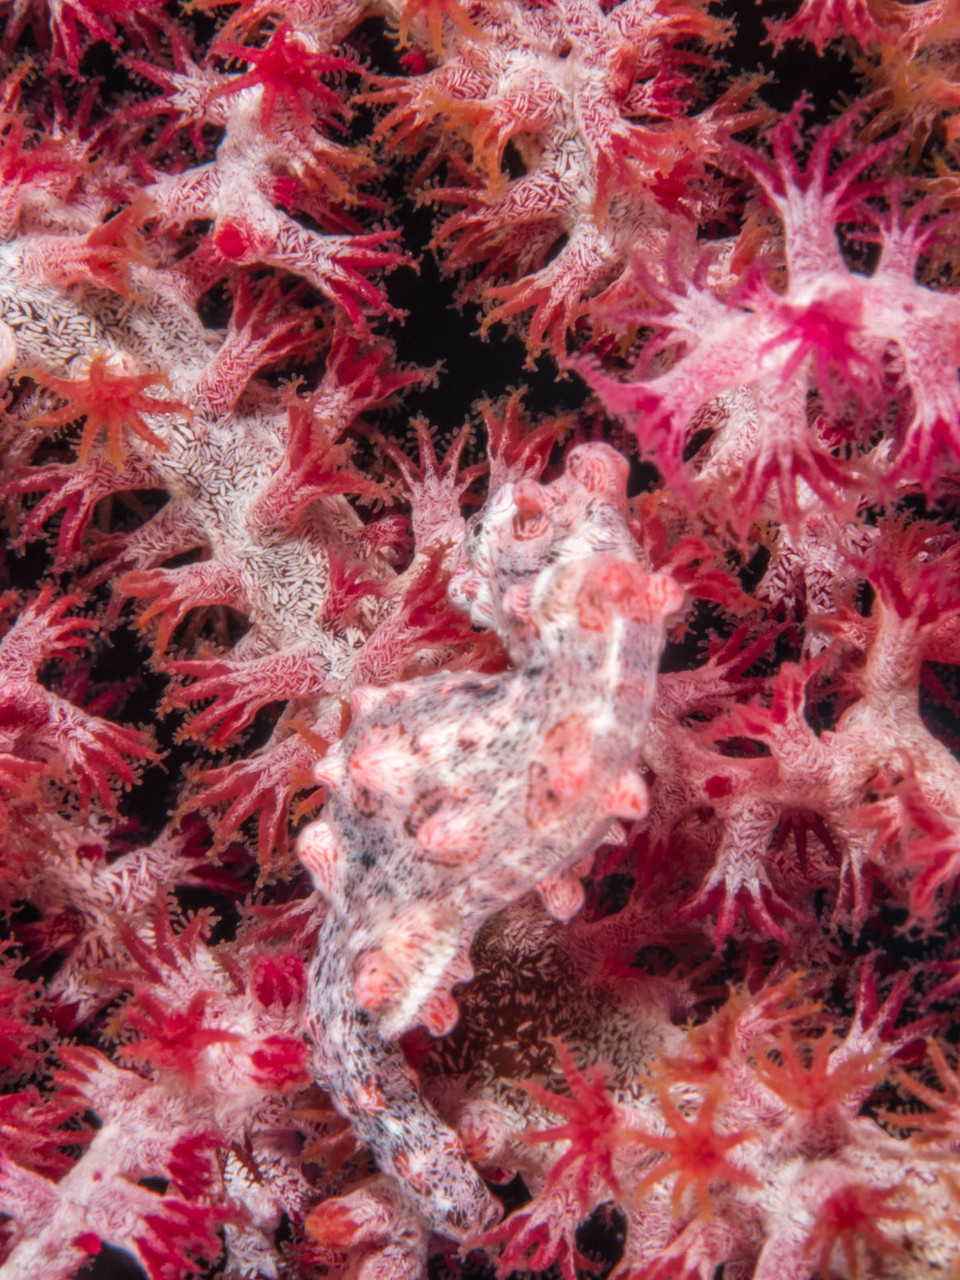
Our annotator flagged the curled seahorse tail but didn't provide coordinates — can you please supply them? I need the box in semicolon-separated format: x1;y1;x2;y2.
306;916;499;1239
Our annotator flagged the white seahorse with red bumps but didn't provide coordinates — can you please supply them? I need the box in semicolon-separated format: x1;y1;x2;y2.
298;442;684;1237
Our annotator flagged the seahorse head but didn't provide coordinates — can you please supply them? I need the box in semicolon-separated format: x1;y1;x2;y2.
449;442;641;648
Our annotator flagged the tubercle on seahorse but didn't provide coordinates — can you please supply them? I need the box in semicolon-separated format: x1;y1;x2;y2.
298;441;684;1238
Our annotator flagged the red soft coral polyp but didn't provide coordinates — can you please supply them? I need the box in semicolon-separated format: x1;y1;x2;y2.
214;219;276;264
247;1034;309;1090
250;954;307;1012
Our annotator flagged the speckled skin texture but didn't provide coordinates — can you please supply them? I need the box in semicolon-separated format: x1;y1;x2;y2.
299;443;683;1237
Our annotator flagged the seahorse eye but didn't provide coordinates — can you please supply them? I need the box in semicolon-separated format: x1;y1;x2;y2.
464;516;484;555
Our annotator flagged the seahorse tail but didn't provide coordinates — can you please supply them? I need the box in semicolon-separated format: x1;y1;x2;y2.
306;920;499;1239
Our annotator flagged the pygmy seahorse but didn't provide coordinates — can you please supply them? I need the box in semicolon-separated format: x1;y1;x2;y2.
299;442;683;1238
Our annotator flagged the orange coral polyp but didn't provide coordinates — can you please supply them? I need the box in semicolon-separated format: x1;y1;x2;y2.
29;354;190;469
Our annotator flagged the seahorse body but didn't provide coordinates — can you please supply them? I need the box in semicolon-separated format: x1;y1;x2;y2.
299;443;683;1237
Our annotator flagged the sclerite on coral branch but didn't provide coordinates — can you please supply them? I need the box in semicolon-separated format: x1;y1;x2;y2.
298;444;682;1235
6;0;960;1277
